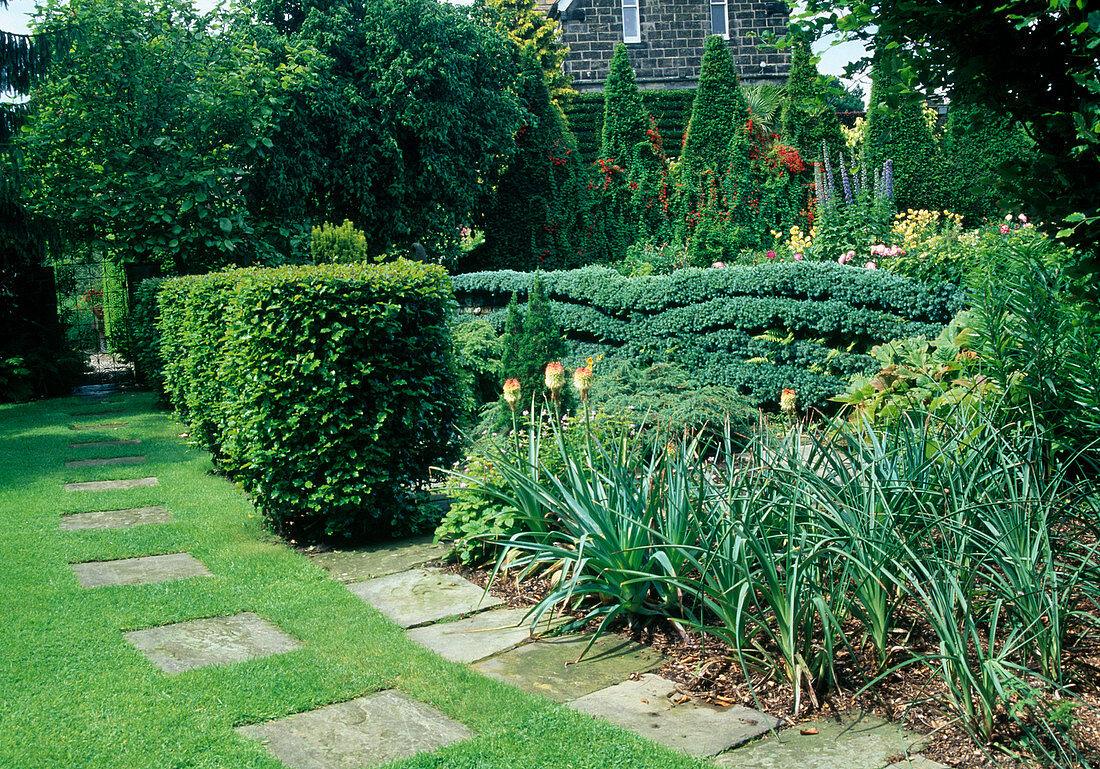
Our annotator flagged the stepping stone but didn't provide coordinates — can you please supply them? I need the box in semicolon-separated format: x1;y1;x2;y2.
569;673;777;757
60;505;173;531
69;408;124;417
72;552;212;588
470;633;665;702
346;567;502;628
406;607;563;664
69;439;141;449
64;476;159;493
310;536;449;582
712;714;935;769
126;612;301;674
65;455;145;468
70;422;128;431
236;690;474;769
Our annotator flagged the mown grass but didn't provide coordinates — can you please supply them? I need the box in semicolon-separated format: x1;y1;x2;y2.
0;391;704;769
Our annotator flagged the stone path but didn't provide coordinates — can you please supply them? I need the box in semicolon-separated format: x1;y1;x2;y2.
60;505;173;531
73;552;212;588
65;455;146;468
326;539;949;769
125;612;302;674
236;690;475;769
54;401;948;768
345;567;503;628
64;476;159;493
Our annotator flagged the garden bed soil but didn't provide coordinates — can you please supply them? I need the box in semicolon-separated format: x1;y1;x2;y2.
448;562;1100;769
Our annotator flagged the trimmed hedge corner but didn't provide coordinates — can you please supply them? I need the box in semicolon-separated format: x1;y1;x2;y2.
454;264;962;408
155;259;463;541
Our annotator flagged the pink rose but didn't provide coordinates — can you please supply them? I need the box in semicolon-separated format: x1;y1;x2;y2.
712;261;725;269
1000;224;1010;234
865;261;877;270
766;250;777;260
793;253;803;260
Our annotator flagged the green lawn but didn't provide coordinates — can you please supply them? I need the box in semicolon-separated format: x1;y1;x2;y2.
0;391;704;769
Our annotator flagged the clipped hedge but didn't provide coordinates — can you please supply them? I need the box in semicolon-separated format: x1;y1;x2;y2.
155;259;463;541
454;264;961;408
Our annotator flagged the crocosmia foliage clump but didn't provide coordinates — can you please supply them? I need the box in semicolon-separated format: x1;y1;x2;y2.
151;259;464;540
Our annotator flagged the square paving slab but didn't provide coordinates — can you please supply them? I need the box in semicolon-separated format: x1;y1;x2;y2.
64;476;159;493
569;673;778;757
65;455;145;468
72;552;212;588
60;505;173;531
69;422;128;431
346;568;502;628
712;714;936;769
406;607;563;663
69;439;141;449
309;536;449;582
236;690;474;769
125;612;302;674
470;633;665;702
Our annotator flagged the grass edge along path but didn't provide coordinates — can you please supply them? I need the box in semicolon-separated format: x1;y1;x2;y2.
0;391;706;769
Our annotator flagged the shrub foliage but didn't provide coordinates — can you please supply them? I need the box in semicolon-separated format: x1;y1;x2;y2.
155;259;463;540
454;264;960;407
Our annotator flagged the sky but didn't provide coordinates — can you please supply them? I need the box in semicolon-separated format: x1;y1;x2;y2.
1;0;870;95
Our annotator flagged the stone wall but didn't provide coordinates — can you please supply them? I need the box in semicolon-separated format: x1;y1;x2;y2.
557;0;790;90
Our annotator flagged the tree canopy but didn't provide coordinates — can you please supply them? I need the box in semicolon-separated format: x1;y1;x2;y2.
21;0;295;273
795;0;1100;292
244;0;525;260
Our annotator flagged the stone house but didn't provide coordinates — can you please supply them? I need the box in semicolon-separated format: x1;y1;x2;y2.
544;0;791;91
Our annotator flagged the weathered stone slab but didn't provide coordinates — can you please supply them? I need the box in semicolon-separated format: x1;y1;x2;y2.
236;690;474;769
125;612;301;674
406;607;563;664
70;422;128;431
309;536;449;582
65;455;145;468
68;439;141;449
712;714;934;769
569;674;777;757
64;476;159;493
72;552;211;588
60;505;173;531
346;568;502;628
470;633;665;702
68;408;124;417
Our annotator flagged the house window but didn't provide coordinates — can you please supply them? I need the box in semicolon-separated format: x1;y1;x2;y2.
710;0;728;38
622;0;641;43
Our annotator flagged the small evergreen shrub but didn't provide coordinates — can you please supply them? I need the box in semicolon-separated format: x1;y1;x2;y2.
155;259;464;541
311;219;370;263
499;277;568;405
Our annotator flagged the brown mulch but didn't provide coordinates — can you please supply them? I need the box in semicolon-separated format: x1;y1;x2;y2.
446;561;1100;769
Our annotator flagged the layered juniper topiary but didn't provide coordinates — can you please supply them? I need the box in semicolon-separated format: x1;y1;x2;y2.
468;54;587;272
865;51;942;213
780;36;846;166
